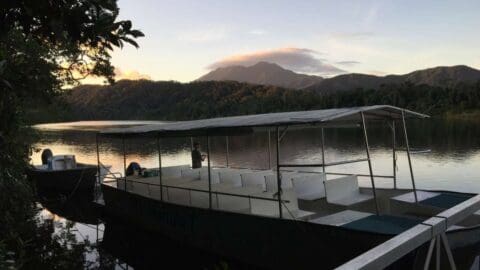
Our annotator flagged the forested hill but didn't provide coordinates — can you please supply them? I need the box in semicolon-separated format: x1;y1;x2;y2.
31;79;480;123
59;80;322;120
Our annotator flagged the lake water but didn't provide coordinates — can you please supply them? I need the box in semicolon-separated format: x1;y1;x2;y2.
31;119;480;269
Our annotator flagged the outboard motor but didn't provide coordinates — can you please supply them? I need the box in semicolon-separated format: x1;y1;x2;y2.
126;162;142;176
41;149;53;165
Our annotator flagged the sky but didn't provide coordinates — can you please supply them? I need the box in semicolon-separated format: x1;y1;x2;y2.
98;0;480;83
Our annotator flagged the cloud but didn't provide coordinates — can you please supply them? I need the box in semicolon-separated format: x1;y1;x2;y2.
335;60;361;66
115;68;151;80
208;47;345;75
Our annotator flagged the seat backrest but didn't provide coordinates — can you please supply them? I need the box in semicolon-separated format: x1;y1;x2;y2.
282;188;299;211
324;175;359;202
161;165;190;178
218;169;245;187
265;173;294;192
51;155;76;170
292;173;326;197
200;168;220;184
241;171;272;190
181;168;202;179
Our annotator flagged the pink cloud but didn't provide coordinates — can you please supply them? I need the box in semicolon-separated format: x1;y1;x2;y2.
208;47;345;75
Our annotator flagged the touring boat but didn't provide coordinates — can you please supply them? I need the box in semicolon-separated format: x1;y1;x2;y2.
96;105;480;269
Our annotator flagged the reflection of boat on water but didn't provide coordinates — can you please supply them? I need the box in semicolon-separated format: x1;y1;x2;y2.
36;188;102;225
97;106;480;269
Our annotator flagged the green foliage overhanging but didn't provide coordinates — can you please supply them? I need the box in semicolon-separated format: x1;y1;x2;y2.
0;0;142;267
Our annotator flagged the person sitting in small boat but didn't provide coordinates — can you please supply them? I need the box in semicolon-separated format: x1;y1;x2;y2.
41;148;53;165
191;142;207;169
126;162;145;176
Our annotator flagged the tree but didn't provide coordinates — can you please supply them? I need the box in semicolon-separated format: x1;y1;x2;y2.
0;1;143;267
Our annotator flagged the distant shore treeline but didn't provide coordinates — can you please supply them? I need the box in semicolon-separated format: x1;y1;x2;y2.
27;79;480;123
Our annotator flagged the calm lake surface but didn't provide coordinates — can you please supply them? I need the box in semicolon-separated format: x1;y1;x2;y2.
31;118;480;269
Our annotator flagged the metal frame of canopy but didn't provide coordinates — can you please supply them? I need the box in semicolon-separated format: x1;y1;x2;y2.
97;105;429;217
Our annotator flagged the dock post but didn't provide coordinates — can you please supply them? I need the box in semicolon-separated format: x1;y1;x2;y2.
392;120;397;189
321;128;326;174
360;112;380;215
122;134;127;191
157;136;163;201
402;110;418;203
95;133;101;183
95;133;101;199
225;136;229;167
275;126;283;219
207;135;212;209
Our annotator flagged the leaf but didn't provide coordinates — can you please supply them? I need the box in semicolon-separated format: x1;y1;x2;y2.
122;20;132;31
122;37;138;48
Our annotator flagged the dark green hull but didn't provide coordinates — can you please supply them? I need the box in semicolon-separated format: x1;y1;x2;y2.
27;164;98;194
101;184;420;269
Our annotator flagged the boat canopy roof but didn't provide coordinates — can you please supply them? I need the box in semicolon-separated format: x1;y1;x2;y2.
100;105;428;137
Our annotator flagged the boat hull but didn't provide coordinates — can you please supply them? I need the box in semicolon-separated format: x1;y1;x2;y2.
27;164;98;194
101;184;420;269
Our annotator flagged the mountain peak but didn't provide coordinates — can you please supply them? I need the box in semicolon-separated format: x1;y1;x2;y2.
306;65;480;93
251;61;283;68
197;61;323;89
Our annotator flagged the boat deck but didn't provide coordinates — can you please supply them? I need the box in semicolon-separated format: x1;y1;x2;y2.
103;166;480;236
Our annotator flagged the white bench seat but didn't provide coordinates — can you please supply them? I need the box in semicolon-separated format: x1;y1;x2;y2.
241;171;273;190
181;168;203;179
310;210;373;226
161;165;190;178
265;173;294;192
218;169;252;187
200;168;220;184
325;175;373;206
250;189;314;219
292;173;326;201
218;186;264;212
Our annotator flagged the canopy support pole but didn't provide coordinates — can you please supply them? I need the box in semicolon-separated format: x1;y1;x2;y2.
392;120;397;189
267;130;272;170
275;126;283;219
122;134;127;191
402;110;418;203
361;112;380;215
225;136;229;167
190;137;194;152
321;128;326;174
207;135;212;209
157;136;163;201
